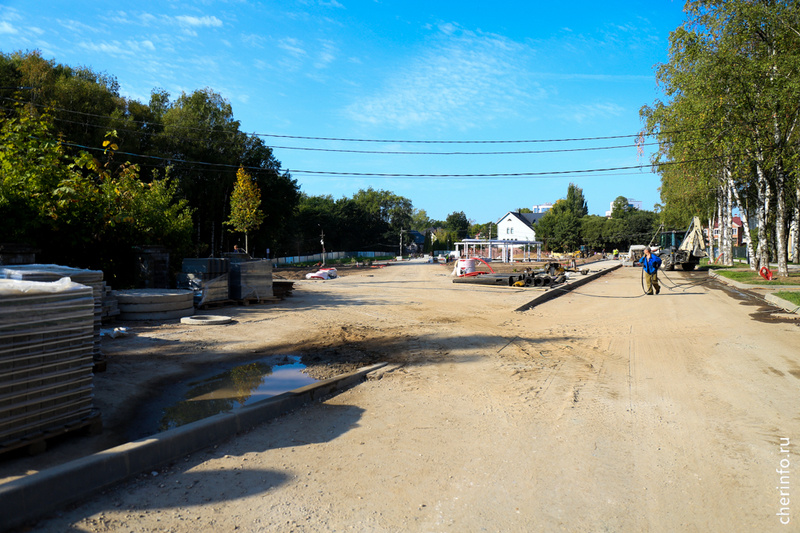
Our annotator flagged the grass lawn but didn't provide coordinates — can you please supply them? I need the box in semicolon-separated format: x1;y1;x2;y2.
713;268;800;286
774;291;800;306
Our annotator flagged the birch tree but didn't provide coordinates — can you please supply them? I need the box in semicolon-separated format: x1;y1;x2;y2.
642;0;800;275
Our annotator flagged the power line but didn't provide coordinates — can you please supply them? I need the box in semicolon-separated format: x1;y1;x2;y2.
0;103;668;156
55;139;718;180
0;95;697;146
46;113;659;155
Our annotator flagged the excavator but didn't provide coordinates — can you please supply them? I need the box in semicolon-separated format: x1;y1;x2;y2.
656;216;707;271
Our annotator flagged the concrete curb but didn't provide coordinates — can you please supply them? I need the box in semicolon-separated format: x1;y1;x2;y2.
708;270;800;314
515;263;622;312
0;362;387;532
764;293;800;314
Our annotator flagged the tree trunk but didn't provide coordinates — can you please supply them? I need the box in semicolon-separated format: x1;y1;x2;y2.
724;179;733;266
727;171;755;270
774;167;788;276
792;183;800;265
717;185;725;265
707;216;715;261
755;161;770;270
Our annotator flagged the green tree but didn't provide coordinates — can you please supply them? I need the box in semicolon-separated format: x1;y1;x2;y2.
226;167;265;252
610;196;633;219
534;184;587;252
410;208;435;232
444;211;470;239
642;0;800;274
580;216;607;250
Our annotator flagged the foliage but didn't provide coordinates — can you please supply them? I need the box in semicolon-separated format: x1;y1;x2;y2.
0;51;300;262
641;0;800;275
0;100;193;284
280;189;416;256
0;107;73;240
410;209;437;232
534;184;587;252
444;211;470;238
226;167;265;249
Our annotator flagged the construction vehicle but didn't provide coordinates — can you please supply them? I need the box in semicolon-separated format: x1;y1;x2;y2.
656;216;707;271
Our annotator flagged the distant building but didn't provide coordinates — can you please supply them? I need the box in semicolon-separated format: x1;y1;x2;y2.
704;216;744;246
531;203;553;214
496;211;546;241
605;198;642;217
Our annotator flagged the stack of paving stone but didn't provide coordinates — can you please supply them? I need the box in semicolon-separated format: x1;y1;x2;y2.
1;264;104;364
114;289;195;321
0;278;98;450
229;259;274;301
178;258;230;306
101;282;120;323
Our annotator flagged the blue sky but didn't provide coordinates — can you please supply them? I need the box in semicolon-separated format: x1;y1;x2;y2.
0;1;687;223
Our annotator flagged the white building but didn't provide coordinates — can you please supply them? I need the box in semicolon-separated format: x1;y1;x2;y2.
531;203;553;214
497;211;541;241
453;211;544;263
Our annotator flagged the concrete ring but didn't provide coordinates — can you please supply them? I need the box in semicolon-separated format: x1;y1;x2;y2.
180;315;232;326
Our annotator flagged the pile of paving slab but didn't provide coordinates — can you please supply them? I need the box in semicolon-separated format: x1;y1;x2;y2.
0;257;278;453
0;265;104;454
177;257;274;307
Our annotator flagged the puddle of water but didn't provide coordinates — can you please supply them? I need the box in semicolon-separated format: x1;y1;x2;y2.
159;356;317;431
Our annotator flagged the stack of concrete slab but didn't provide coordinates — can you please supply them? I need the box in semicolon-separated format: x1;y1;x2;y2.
178;258;230;306
1;264;104;364
229;259;274;301
114;289;195;321
101;282;119;322
0;278;98;450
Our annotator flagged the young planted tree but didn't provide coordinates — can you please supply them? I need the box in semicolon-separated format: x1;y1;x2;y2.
226;167;265;253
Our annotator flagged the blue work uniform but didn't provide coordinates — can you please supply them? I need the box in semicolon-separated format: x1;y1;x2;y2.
639;254;662;294
639;254;662;274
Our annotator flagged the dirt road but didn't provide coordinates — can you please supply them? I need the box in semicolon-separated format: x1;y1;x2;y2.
18;260;800;531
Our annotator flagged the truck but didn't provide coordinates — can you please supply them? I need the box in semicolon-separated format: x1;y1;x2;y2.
656;216;707;271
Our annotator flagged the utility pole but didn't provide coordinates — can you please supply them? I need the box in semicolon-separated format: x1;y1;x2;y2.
488;222;493;261
320;228;326;266
399;229;406;258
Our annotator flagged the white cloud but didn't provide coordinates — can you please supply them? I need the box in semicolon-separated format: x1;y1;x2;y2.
125;39;156;53
345;26;545;130
313;40;337;69
560;102;625;124
279;37;307;58
175;15;223;28
78;40;132;57
242;33;267;48
0;21;18;34
58;19;100;34
139;13;158;26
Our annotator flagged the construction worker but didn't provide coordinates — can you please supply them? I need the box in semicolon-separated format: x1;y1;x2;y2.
639;246;662;295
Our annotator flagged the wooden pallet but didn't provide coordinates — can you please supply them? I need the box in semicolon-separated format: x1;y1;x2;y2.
0;411;102;457
197;299;236;310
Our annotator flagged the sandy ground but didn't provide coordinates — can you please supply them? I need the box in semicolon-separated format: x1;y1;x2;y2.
5;259;800;531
